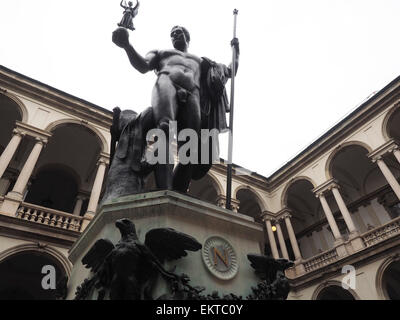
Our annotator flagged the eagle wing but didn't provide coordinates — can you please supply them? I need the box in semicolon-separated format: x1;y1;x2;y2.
247;254;294;282
145;228;202;263
82;239;115;273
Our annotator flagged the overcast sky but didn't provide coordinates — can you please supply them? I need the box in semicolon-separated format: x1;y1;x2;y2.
2;0;400;178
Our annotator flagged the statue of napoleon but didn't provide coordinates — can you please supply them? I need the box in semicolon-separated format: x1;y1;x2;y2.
102;24;239;203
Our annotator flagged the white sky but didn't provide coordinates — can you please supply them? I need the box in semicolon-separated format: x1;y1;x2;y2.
2;0;400;178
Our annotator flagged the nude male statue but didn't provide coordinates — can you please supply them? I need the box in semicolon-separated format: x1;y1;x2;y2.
112;26;238;192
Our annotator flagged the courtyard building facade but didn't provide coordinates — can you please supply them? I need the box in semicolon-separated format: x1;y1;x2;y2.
0;65;399;299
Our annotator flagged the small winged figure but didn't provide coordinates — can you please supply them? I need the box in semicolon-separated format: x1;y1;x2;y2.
118;0;140;31
76;218;202;300
247;254;294;300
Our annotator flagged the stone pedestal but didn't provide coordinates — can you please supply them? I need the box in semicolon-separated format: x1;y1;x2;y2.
66;190;265;300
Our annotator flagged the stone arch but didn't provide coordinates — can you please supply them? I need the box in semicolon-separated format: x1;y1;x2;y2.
382;103;400;141
0;91;28;123
0;243;72;277
312;280;360;300
45;119;108;153
376;253;400;300
280;176;317;208
207;172;224;196
188;173;222;205
325;141;373;180
233;185;267;212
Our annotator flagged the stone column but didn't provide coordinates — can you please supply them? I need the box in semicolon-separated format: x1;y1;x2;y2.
0;129;24;179
275;219;289;259
283;213;302;261
1;137;47;216
375;157;400;201
73;195;85;216
10;137;47;198
316;192;342;241
393;148;400;166
0;178;11;197
331;185;357;234
85;156;108;216
263;217;279;259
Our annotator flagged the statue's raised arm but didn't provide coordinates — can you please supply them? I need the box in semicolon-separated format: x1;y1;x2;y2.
228;37;240;77
112;28;156;74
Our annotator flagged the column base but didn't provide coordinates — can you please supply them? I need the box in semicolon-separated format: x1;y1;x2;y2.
333;238;348;258
294;260;305;276
0;193;22;217
349;231;365;252
81;212;95;231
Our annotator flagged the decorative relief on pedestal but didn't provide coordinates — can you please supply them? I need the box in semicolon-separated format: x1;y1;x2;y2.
202;236;239;280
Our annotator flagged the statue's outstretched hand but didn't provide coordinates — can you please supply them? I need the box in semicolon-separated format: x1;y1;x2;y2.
112;28;130;49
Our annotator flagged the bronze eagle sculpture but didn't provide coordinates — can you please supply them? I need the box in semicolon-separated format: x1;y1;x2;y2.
75;218;202;300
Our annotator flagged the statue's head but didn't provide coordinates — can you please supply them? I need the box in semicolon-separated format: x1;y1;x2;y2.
170;26;190;51
128;1;133;6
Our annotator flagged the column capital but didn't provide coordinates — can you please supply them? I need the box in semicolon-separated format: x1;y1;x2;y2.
97;153;110;166
312;178;340;196
76;194;86;201
34;137;48;146
216;194;226;207
260;211;276;222
368;139;400;162
273;218;282;225
15;121;52;141
216;194;240;211
276;207;292;219
12;128;26;138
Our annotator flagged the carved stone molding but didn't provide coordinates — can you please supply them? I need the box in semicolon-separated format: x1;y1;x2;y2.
312;178;340;197
97;152;110;166
15;121;52;141
12;128;26;138
260;210;276;222
276;207;293;220
368;139;400;162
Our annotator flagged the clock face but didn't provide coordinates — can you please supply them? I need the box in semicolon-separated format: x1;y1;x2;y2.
202;236;239;280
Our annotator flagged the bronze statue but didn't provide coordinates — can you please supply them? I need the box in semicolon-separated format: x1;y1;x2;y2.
112;25;239;193
118;0;140;31
101;106;155;204
75;218;202;300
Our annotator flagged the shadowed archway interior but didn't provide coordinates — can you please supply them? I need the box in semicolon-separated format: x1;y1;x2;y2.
316;285;355;300
25;166;79;213
0;251;65;300
382;260;400;300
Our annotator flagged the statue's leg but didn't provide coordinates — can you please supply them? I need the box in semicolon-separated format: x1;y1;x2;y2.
173;91;201;192
151;76;177;190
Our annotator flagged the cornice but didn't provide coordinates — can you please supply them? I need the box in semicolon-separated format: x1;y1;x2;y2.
0;68;113;129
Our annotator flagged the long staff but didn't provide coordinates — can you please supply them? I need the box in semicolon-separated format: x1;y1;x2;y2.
226;9;238;210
